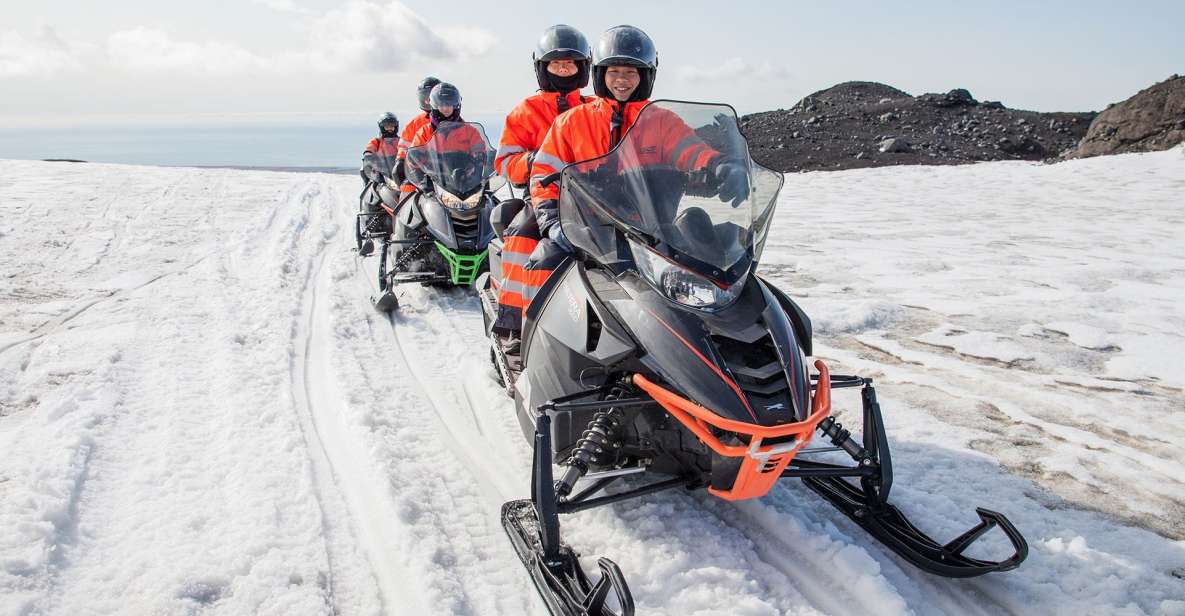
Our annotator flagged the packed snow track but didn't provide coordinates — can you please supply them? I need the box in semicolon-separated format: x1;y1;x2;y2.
2;149;1184;615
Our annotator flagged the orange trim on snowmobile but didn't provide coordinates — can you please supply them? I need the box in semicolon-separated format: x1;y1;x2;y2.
631;360;831;501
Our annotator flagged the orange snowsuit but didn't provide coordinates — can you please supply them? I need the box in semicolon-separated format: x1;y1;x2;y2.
529;97;717;210
492;90;587;328
512;97;718;319
363;136;400;177
494;90;587;187
398;112;431;160
402;120;486;194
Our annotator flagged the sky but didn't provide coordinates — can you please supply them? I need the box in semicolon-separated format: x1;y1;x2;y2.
1;0;1183;128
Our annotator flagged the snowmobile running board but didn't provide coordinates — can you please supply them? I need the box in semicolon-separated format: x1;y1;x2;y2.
503;375;1028;615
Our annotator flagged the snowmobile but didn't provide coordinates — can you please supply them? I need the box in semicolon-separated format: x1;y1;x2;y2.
355;153;399;257
478;101;1028;616
359;121;503;312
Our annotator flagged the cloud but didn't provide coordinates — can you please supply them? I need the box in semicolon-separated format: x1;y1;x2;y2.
677;57;793;83
96;1;495;75
0;25;82;78
252;0;315;15
107;27;270;74
298;1;495;72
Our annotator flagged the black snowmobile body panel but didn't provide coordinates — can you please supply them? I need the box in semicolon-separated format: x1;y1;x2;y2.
410;193;495;251
596;271;811;426
516;259;812;456
517;261;639;448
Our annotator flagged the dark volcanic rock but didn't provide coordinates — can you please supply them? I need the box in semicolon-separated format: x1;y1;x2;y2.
741;81;1095;172
1071;75;1185;158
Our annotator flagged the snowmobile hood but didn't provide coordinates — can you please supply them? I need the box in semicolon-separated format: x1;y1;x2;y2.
604;272;812;427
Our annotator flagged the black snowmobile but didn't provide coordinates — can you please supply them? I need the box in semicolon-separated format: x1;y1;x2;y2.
479;101;1028;616
358;121;503;312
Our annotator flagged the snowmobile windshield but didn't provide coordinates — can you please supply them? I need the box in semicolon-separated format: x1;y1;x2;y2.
557;100;783;286
405;121;504;199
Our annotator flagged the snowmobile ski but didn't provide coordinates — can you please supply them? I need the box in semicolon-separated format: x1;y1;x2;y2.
502;413;635;616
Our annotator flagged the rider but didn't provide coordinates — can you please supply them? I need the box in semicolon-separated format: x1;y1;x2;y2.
392;76;441;185
401;82;466;196
361;112;400;185
491;24;592;347
522;25;749;311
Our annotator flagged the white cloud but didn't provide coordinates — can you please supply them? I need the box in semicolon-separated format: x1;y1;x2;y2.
297;1;495;72
252;0;314;15
677;57;792;83
0;25;82;78
106;27;270;74
96;1;495;75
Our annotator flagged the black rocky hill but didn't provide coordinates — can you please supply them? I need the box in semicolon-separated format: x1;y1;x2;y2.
741;81;1095;172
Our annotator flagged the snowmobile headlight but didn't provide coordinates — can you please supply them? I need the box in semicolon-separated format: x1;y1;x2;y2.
438;189;483;211
384;176;400;190
629;240;743;311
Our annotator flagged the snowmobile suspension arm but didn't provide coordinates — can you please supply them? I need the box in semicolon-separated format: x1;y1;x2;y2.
557;476;696;514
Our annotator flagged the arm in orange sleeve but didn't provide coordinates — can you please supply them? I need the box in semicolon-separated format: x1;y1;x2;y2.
661;114;719;171
400;124;433;194
494;106;538;186
528;122;575;231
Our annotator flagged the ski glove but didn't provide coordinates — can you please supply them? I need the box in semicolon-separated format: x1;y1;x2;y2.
547;223;575;253
393;159;407;185
713;162;750;208
534;199;560;234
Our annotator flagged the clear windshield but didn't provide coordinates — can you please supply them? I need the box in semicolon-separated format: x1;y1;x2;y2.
558;101;783;284
405;121;502;198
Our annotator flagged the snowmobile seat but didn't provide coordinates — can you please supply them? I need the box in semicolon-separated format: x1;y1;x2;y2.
490;198;526;238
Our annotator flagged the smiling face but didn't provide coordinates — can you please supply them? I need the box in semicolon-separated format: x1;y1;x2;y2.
547;59;578;77
604;65;640;101
435;105;455;117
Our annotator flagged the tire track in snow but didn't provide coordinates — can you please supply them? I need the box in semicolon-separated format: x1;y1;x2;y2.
288;180;442;616
327;182;542;616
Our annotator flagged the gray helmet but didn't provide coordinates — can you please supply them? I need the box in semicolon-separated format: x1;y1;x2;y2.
378;112;399;137
429;82;462;111
533;24;591;93
417;76;442;111
592;25;657;101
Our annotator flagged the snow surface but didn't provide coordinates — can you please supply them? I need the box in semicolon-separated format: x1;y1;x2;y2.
1;147;1184;615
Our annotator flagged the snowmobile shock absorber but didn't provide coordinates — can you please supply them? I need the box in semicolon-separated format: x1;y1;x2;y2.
556;404;626;499
816;416;869;461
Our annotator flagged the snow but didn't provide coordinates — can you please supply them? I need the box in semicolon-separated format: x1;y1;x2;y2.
2;147;1185;615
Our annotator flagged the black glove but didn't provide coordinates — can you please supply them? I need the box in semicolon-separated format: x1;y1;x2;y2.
393;159;407;185
713;161;749;208
535;199;559;234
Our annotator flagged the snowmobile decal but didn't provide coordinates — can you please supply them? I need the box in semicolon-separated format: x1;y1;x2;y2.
642;304;758;422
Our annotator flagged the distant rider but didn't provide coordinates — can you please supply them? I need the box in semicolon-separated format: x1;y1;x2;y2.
394;76;442;184
491;25;592;354
401;82;467;196
361;112;400;185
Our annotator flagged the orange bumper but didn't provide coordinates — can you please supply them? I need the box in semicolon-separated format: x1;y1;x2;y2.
631;360;832;501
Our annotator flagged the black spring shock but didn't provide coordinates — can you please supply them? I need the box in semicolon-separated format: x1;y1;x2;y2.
555;399;627;498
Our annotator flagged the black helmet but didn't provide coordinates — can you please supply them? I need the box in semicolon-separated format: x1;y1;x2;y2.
378;112;399;137
592;25;657;101
417;76;442;112
533;24;591;93
429;82;462;111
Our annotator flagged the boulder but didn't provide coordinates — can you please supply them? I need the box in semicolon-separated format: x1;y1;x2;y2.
1072;75;1185;158
878;138;913;153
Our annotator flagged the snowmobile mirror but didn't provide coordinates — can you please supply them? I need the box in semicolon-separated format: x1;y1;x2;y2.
539;172;562;188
